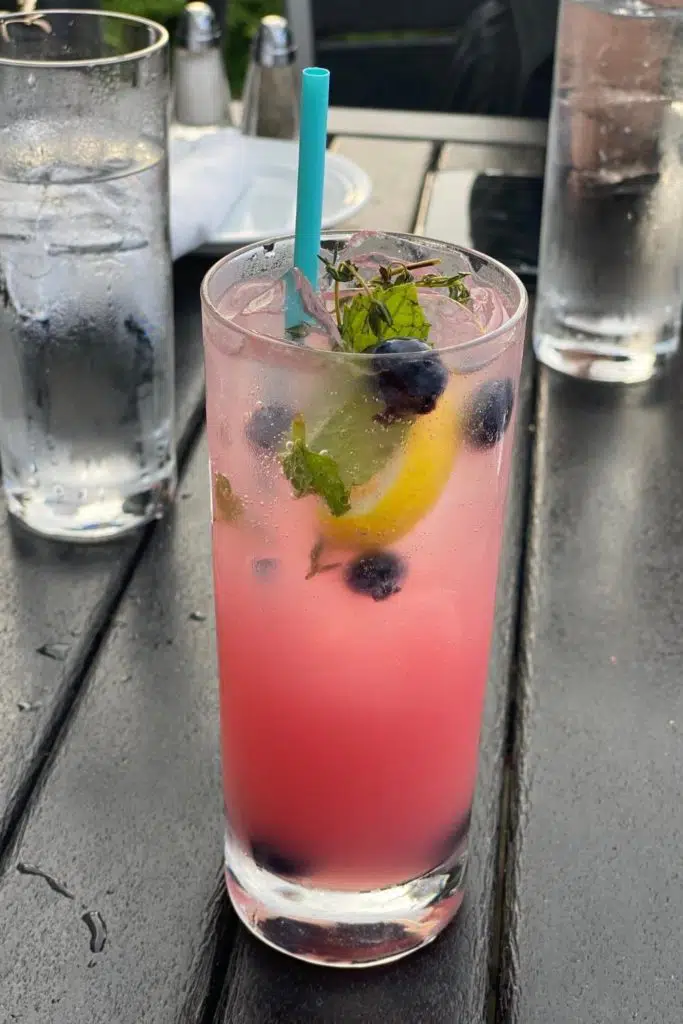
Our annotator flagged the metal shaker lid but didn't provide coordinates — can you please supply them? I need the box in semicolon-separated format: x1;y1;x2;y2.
251;14;296;68
175;1;221;52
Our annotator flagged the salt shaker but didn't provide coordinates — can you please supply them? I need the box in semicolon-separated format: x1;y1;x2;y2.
241;14;298;140
173;1;233;128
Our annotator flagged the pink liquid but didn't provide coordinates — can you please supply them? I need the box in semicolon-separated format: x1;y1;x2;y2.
205;283;521;891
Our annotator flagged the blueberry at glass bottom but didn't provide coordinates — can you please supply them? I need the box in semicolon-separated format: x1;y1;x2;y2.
250;839;311;879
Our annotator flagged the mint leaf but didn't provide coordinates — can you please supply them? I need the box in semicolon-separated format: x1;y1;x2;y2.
213;473;244;523
279;392;409;515
340;282;431;352
281;415;351;516
447;274;470;303
339;293;376;351
312;389;409;487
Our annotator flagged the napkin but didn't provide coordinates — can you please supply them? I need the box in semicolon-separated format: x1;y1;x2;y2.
169;127;249;260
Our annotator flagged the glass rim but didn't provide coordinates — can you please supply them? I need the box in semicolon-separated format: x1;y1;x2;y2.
0;10;168;69
201;230;528;360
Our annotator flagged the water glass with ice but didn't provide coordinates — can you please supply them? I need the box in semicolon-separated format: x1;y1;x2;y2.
534;0;683;384
0;10;175;540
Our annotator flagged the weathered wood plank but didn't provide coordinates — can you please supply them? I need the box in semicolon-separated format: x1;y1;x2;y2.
423;169;479;246
329;136;434;232
501;366;683;1023
228;105;545;151
0;256;207;861
0;432;226;1024
440;142;545;175
327;107;547;147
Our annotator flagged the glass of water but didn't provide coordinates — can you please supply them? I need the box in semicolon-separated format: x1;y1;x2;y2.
534;0;683;384
0;10;175;540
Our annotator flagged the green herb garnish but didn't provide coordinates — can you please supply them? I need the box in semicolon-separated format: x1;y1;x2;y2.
280;253;471;516
213;473;244;523
318;254;470;353
340;281;430;352
305;538;342;580
285;321;312;342
420;272;471;303
281;415;351;516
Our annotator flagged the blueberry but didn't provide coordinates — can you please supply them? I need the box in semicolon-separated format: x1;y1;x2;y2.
250;840;310;878
464;378;514;450
345;551;406;601
252;557;278;580
370;338;448;418
245;403;292;452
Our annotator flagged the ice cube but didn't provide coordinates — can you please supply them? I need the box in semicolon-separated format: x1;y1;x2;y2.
239;276;286;317
425;292;484;347
469;285;512;332
425;287;517;372
293;268;343;350
220;271;343;351
331;230;431;271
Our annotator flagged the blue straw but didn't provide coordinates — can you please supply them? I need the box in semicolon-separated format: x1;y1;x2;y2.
286;67;330;331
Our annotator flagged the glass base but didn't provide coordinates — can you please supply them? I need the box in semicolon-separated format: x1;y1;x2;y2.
534;326;677;384
224;830;467;968
5;471;176;542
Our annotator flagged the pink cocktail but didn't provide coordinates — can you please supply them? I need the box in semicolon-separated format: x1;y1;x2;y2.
201;231;527;966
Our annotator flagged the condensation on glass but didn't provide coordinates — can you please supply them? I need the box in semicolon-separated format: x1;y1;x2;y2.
0;11;175;540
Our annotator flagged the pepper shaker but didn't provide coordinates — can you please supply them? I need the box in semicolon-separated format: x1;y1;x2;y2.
241;15;298;140
173;1;233;128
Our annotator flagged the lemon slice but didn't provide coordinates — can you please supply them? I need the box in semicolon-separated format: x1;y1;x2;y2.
319;388;459;549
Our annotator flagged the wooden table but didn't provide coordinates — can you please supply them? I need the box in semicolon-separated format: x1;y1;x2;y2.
1;110;681;1024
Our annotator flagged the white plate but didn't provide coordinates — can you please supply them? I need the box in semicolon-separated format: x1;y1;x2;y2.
194;135;371;251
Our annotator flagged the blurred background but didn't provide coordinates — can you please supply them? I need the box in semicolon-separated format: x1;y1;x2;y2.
102;0;283;94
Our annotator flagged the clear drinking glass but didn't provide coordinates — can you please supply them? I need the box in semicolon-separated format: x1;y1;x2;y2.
201;231;527;967
0;11;175;540
534;0;683;384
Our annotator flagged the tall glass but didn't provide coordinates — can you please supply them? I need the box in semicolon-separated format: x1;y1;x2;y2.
535;0;683;384
201;231;527;967
0;11;175;540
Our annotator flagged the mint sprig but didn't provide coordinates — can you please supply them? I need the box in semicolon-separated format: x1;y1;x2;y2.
420;272;471;303
281;415;351;516
318;253;470;354
340;281;430;352
213;473;244;523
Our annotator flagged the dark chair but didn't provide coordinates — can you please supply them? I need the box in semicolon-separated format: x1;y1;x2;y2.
286;0;521;114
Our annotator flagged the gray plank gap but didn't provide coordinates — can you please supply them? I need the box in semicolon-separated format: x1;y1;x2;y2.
500;365;683;1023
213;189;536;1024
0;256;207;864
